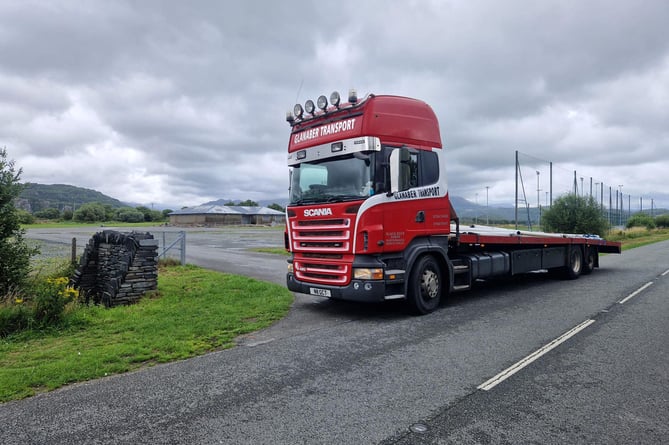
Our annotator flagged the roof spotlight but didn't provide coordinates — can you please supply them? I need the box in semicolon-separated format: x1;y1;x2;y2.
330;91;341;108
286;111;295;123
305;99;315;114
294;104;304;119
317;95;328;111
348;89;358;104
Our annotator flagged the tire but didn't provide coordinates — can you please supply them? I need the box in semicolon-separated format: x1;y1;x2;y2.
406;255;442;315
564;247;583;280
582;247;596;275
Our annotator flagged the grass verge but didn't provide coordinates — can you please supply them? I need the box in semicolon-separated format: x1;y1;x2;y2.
250;247;290;256
0;265;293;403
608;227;669;250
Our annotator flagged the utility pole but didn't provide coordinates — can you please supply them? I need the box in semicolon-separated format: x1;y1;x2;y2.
475;193;479;224
486;186;490;225
536;171;541;227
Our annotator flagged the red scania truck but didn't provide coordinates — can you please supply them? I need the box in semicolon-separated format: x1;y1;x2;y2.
284;90;621;314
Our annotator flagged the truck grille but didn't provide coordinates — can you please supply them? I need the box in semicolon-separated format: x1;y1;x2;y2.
290;218;351;253
290;217;353;285
294;260;349;285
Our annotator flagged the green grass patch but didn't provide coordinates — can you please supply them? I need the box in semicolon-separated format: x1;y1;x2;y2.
607;227;669;250
250;247;290;256
0;265;293;402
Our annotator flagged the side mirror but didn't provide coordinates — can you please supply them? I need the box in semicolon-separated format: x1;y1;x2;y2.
389;148;411;194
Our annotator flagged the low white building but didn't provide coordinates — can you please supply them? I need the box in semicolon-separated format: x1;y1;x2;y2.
168;205;285;226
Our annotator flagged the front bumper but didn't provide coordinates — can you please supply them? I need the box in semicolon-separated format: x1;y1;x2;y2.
287;273;390;303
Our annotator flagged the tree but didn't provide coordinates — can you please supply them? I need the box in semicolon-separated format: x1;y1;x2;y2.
541;194;608;236
626;213;655;230
268;203;285;212
115;207;145;223
34;207;61;219
135;206;164;222
238;199;259;207
73;202;106;222
655;214;669;228
0;148;38;294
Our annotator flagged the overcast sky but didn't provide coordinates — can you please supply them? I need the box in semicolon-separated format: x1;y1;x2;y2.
1;1;668;210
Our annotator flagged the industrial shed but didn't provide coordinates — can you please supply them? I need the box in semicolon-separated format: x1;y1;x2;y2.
168;205;285;226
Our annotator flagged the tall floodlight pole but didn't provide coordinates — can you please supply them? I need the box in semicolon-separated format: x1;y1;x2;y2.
609;186;612;227
549;162;553;207
620;192;624;226
651;199;654;217
536;171;541;226
475;193;479;224
486;186;490;225
515;151;519;229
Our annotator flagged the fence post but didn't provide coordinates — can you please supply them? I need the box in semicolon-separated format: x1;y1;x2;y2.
180;231;186;265
71;237;77;265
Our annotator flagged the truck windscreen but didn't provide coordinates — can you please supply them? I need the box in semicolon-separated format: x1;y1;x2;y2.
290;153;375;204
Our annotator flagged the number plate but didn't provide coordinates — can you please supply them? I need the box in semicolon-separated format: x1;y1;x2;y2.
309;287;331;297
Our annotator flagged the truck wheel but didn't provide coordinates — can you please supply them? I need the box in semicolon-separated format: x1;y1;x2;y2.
564;247;583;280
407;255;442;315
582;248;596;275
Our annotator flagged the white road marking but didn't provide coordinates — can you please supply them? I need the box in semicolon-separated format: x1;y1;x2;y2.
619;282;653;304
661;269;669;277
477;319;596;391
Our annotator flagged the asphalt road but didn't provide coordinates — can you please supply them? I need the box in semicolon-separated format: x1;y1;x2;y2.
4;228;667;444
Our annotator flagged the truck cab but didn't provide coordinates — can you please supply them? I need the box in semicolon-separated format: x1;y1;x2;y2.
285;91;456;312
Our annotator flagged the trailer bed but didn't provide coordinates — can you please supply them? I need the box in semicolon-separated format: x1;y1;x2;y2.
452;224;622;254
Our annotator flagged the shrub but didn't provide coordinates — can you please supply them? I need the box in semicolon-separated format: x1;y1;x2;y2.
16;209;35;224
73;202;106;222
1;149;40;294
116;207;145;223
0;288;33;337
655;214;669;228
31;277;79;326
541;194;609;236
626;213;656;230
35;207;61;219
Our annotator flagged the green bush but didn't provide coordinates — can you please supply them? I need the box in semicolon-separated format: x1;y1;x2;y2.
655;214;669;228
73;202;106;222
1;258;79;337
31;277;79;326
0;286;33;337
541;194;609;236
34;207;61;219
16;209;35;224
626;213;656;230
116;207;145;223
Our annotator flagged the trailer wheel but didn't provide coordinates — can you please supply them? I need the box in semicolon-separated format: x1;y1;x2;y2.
407;255;442;315
582;247;596;275
564;247;583;280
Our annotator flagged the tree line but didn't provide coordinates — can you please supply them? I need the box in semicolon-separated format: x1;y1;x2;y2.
17;203;174;224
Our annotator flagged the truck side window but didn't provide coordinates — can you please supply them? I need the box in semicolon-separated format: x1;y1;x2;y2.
420;151;439;185
408;152;419;187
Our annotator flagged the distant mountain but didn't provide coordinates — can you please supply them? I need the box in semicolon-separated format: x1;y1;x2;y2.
17;183;125;213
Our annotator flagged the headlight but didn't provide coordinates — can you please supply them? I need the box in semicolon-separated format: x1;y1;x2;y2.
353;268;383;280
287;263;294;274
